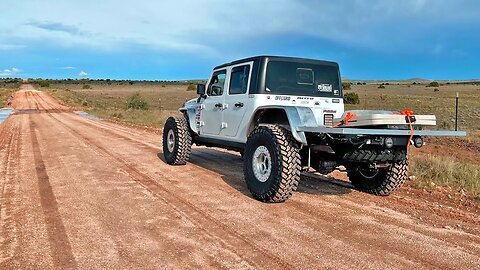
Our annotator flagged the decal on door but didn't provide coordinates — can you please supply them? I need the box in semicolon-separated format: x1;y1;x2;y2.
195;104;202;134
275;96;291;101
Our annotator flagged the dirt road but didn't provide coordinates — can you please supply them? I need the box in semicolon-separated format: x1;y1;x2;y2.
0;85;479;269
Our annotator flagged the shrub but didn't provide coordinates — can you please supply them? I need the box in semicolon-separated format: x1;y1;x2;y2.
38;80;50;87
112;112;123;118
427;81;440;87
126;93;148;110
343;92;360;104
434;88;440;92
81;99;88;106
342;82;351;90
82;84;91;89
378;85;385;89
412;82;417;85
186;83;196;91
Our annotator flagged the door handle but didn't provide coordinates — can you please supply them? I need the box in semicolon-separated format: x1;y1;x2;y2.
234;102;244;108
215;103;223;108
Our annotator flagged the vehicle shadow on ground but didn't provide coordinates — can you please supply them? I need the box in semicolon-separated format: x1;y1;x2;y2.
157;148;352;197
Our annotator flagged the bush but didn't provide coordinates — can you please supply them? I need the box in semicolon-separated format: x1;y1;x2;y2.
38;80;50;87
427;81;440;87
434;88;440;92
82;84;91;89
378;85;385;89
126;93;148;110
343;92;360;104
186;83;196;91
112;112;123;118
342;82;351;90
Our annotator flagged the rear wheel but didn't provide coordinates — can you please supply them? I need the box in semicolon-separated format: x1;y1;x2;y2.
163;114;192;165
243;125;301;202
347;159;408;195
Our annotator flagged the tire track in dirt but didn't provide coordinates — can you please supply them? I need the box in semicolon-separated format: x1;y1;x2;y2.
59;113;257;201
33;91;67;113
46;113;294;270
0;120;20;264
59;113;480;256
54;113;479;268
29;116;78;269
24;91;32;110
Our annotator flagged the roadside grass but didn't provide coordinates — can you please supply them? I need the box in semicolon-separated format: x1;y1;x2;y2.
0;79;21;106
410;154;480;199
48;82;198;127
0;88;15;107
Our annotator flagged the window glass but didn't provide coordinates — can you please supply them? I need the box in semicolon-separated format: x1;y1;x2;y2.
207;70;226;96
265;61;341;97
229;65;250;95
296;68;314;85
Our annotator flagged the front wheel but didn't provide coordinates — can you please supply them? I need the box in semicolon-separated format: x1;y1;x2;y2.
163;114;192;165
243;125;301;203
347;159;408;195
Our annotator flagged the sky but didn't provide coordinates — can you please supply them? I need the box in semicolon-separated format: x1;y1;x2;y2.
0;0;479;80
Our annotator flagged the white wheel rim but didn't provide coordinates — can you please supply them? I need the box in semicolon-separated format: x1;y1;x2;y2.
167;129;175;152
252;146;272;182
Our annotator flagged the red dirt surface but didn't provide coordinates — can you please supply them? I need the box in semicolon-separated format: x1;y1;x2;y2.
0;85;478;269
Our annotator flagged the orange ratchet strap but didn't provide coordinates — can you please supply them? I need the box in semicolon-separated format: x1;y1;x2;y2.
401;110;414;146
333;111;357;128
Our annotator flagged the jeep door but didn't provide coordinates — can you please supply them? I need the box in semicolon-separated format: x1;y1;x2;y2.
199;69;227;135
222;62;252;138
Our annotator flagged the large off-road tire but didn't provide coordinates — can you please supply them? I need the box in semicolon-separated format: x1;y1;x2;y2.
243;125;301;203
347;159;408;195
163;114;192;165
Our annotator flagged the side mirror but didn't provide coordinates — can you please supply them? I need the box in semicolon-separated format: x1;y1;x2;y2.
197;84;206;95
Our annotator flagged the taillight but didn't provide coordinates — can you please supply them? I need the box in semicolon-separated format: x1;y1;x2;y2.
324;114;334;127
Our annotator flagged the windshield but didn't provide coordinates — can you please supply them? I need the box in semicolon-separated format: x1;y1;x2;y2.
265;60;341;97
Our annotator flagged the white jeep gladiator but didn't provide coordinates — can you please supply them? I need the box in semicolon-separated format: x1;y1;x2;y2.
163;56;465;203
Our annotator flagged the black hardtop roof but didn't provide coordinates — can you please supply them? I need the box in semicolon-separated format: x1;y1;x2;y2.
213;55;339;70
